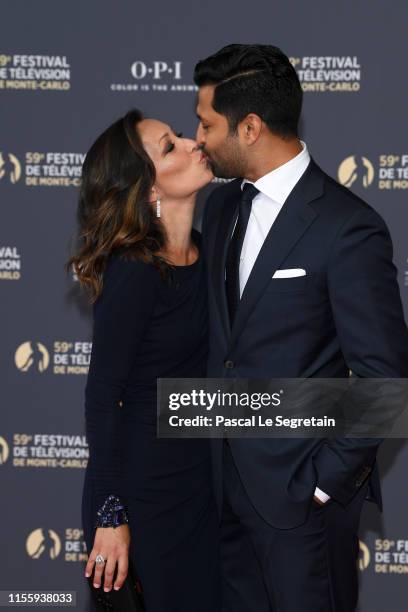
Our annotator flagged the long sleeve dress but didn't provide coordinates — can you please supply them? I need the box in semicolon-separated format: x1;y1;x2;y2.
81;229;221;611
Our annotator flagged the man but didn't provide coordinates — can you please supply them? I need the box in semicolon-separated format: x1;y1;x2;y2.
194;44;408;612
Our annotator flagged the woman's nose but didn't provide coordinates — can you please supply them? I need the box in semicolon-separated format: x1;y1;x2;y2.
183;137;200;153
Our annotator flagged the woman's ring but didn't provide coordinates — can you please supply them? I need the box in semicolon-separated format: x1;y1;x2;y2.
95;554;106;565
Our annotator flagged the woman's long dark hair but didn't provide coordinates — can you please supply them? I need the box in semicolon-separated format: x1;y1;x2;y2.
65;108;171;303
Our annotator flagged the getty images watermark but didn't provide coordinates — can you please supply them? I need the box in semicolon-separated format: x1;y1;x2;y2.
157;378;408;438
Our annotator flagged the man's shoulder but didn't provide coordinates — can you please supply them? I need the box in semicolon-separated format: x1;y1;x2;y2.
313;162;385;227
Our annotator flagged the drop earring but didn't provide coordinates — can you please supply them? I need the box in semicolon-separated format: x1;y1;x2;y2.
156;196;161;218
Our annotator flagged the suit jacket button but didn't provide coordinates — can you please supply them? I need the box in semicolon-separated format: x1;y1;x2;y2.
224;360;234;369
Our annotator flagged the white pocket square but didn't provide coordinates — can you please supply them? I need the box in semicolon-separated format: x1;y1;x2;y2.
272;268;306;278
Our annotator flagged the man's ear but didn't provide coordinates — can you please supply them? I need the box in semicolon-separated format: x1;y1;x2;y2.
239;113;263;145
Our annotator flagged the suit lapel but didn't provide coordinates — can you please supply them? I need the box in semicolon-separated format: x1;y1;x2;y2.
210;159;325;348
229;158;324;347
211;181;241;342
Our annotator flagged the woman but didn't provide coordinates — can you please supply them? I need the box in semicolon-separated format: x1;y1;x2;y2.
66;109;221;611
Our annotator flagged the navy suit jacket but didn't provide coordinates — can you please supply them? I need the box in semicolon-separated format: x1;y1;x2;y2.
201;158;408;529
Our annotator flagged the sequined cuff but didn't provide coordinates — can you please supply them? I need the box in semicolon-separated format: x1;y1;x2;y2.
95;494;129;529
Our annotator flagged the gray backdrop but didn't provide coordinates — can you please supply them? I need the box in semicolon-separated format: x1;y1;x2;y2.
1;1;407;610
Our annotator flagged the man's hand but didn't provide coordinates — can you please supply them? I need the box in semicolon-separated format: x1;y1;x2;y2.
85;524;131;591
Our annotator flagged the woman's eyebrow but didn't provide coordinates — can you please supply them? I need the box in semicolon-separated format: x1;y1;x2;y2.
159;127;176;143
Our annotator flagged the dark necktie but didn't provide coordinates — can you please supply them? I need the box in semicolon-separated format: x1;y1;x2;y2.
225;183;260;327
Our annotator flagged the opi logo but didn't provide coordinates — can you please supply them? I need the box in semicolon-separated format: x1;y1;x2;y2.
130;61;182;80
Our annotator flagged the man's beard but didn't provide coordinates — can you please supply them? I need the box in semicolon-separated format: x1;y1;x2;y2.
206;154;241;180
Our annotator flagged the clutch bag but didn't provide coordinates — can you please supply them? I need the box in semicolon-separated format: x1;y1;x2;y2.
88;557;145;612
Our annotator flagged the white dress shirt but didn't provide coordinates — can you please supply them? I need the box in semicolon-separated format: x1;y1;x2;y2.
239;140;310;297
236;141;330;505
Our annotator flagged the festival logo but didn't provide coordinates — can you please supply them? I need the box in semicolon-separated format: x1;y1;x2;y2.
338;155;375;188
0;436;10;465
0;54;70;91
0;246;21;280
14;341;90;375
12;432;88;469
0;152;21;183
338;154;408;191
26;527;87;562
359;540;370;570
290;56;361;92
15;342;50;373
26;528;61;560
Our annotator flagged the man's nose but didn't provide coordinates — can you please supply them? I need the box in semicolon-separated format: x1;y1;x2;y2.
195;123;204;145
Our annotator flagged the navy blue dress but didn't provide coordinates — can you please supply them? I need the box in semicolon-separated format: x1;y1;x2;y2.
82;229;221;611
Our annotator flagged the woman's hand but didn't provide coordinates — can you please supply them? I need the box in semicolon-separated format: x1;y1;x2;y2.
85;524;131;591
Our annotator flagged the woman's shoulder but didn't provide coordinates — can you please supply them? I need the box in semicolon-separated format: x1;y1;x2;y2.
100;253;159;299
105;251;155;274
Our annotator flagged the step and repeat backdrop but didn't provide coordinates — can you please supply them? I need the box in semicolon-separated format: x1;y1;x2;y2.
1;1;407;610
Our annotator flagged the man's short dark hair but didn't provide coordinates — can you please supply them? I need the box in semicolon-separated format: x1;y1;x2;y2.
194;44;302;138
